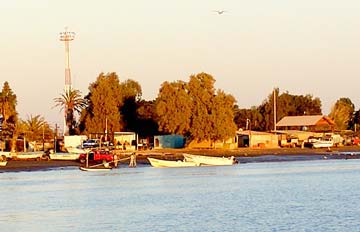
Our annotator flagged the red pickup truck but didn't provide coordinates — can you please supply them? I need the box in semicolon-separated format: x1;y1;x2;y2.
353;137;360;146
79;149;116;164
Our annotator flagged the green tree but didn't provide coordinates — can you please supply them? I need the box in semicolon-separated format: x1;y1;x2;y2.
188;73;216;141
80;72;123;134
329;98;354;130
257;88;322;131
156;72;237;145
0;81;17;125
136;100;159;137
120;79;142;101
234;106;262;131
54;88;87;135
0;82;18;151
20;115;53;142
120;79;142;132
156;81;192;135
209;90;237;141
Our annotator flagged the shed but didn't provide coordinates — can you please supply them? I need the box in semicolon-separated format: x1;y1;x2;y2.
237;130;279;148
113;132;137;150
154;135;185;149
187;137;237;149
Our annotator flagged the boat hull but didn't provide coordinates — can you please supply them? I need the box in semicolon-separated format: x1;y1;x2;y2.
148;157;198;168
183;154;236;166
13;152;43;160
50;153;80;161
79;167;112;171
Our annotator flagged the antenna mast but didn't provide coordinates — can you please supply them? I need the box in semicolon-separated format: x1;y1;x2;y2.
59;27;75;135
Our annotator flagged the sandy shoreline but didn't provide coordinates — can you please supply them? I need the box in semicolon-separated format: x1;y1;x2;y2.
1;146;360;172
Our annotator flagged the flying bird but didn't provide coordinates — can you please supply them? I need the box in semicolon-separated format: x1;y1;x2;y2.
213;10;226;15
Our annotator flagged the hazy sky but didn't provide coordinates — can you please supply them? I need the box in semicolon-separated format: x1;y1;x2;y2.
1;0;360;132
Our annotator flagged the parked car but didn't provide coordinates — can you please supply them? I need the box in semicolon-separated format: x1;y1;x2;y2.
79;149;116;163
82;139;100;148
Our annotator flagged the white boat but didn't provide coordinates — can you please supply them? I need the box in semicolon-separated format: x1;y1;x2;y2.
147;157;198;168
79;166;112;171
183;153;237;166
312;138;333;149
49;152;80;161
0;161;7;166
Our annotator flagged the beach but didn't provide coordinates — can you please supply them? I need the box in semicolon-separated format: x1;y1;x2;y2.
1;146;360;172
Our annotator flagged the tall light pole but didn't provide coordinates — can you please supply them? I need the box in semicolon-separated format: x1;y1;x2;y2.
59;27;75;135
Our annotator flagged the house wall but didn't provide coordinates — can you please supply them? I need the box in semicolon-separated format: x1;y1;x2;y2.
237;133;279;148
114;133;137;150
187;137;237;149
64;135;88;148
250;134;279;148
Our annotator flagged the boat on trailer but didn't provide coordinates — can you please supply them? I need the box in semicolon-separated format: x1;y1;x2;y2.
147;157;198;168
183;153;237;166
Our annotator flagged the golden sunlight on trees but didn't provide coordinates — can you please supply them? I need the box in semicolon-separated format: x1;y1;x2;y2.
329;98;354;130
210;90;237;141
156;73;237;143
156;81;192;135
54;88;87;135
0;82;18;151
20;115;53;143
0;82;17;125
254;88;322;131
80;72;123;134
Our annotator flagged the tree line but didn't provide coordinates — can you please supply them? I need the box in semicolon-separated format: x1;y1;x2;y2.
1;73;359;151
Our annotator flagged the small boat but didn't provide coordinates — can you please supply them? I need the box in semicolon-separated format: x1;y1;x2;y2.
79;153;114;171
49;152;80;161
79;166;112;171
183;153;237;166
0;161;7;166
147;157;198;168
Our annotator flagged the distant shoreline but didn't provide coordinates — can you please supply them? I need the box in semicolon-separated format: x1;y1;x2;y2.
1;146;360;172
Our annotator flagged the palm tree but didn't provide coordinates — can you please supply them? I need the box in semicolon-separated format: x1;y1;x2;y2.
54;88;87;135
21;115;47;142
20;115;54;151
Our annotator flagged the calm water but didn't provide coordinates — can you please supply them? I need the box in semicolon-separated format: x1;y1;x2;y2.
1;160;360;232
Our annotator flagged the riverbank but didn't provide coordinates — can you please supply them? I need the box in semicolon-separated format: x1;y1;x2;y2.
1;146;360;172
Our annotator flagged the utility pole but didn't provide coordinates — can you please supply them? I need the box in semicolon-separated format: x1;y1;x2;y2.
42;124;45;151
273;88;277;132
105;117;108;142
54;123;58;152
59;27;75;135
